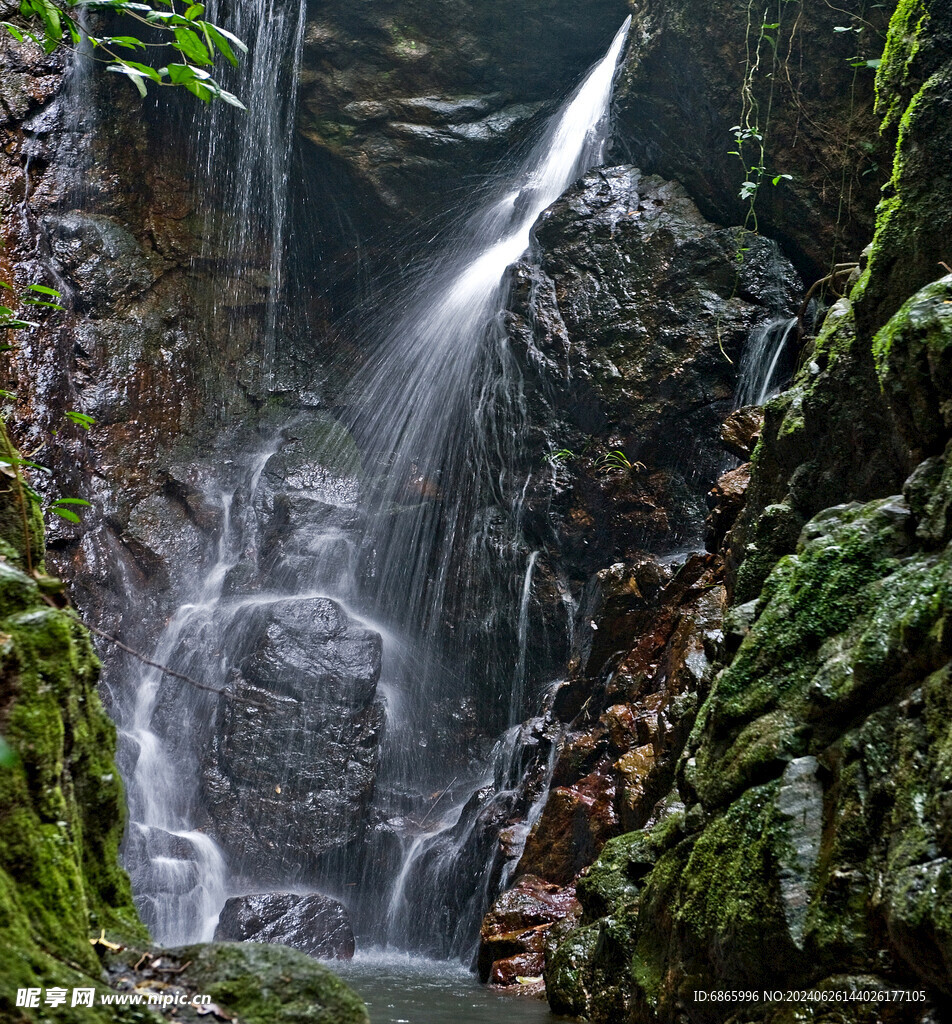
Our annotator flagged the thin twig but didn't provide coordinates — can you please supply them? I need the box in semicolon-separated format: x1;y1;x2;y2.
79;620;268;708
417;775;460;828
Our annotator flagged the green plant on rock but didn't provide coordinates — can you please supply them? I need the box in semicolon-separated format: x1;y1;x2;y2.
729;0;801;238
596;449;646;475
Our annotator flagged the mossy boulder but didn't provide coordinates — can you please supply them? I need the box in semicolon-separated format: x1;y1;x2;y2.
728;297;912;602
0;554;148;1021
873;274;952;457
549;485;952;1021
164;943;369;1024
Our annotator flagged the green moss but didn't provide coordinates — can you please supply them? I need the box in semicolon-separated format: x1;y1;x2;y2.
872;276;952;455
676;784;794;972
576;807;685;920
0;441;149;1018
875;0;929;135
120;944;371;1024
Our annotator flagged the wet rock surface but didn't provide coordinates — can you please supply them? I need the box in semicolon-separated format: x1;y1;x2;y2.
611;0;895;279
202;596;383;876
478;876;580;986
104;942;369;1024
507;166;799;583
537;6;952;1018
297;0;630;224
214;892;356;960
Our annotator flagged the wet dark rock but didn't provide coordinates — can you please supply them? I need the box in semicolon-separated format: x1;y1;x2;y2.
516;770;617;887
705;463;750;555
214;892;355;960
508;167;799;583
245;597;381;704
202;597;383;876
129;943;369;1024
297;0;630;223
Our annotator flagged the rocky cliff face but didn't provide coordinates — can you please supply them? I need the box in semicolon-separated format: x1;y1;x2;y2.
5;0;952;1015
500;2;952;1020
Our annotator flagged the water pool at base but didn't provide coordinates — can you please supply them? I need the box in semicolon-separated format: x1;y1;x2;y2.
334;952;569;1024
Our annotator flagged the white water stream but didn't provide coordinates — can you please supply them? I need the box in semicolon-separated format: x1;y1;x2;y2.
114;13;632;956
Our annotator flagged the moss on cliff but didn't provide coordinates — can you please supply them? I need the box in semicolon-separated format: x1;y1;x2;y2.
0;550;150;1021
545;5;952;1016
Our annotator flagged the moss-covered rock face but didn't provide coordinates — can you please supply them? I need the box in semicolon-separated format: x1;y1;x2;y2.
162;943;370;1024
552;487;952;1021
0;499;148;1020
856;0;952;336
874;274;952;458
543;4;952;1019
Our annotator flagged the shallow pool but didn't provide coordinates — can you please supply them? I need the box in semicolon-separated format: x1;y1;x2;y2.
334;951;567;1024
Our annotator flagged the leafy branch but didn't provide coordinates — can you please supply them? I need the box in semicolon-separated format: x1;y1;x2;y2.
2;0;248;106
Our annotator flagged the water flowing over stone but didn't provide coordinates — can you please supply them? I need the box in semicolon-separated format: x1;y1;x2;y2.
735;316;799;408
112;16;632;954
114;0;308;945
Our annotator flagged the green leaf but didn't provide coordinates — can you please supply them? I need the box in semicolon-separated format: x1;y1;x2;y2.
202;21;246;54
51;507;82;523
108;64;150;96
215;87;246;110
173;25;212;64
166;61;209;84
64;411;96;430
27;284;61;296
52;497;92;507
117;60;163;83
102;35;149;50
2;21;26;42
202;22;238;65
184;3;205;20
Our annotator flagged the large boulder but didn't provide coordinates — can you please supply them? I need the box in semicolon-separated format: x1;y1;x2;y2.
214;892;355;960
202;597;384;876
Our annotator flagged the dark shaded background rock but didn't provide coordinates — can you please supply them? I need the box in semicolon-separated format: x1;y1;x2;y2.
611;0;896;280
214;892;355;960
296;0;630;224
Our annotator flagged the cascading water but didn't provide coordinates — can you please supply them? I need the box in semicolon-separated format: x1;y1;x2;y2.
340;16;633;954
112;12;632;960
114;0;306;944
734;315;799;408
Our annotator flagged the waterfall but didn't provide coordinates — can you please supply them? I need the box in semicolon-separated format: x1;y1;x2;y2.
112;12;631;956
115;0;306;944
340;16;632;954
734;316;799;408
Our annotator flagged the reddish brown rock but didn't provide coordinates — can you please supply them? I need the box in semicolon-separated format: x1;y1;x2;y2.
477;876;580;983
705;463;751;555
490;952;544;986
516;768;617;885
